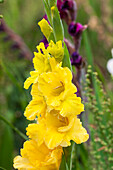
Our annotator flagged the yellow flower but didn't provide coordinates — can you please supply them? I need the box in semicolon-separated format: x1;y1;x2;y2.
38;63;84;116
24;42;51;89
13;140;62;170
38;18;53;40
47;40;64;62
27;110;89;149
38;66;76;106
24;39;64;90
33;43;51;72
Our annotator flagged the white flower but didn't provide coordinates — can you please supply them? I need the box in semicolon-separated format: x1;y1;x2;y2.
107;49;113;76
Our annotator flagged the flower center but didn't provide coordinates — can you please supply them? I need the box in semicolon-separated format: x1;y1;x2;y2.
52;81;65;96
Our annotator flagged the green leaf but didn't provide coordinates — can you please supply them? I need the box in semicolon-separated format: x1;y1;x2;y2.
0;167;7;170
0;124;14;170
59;153;69;170
48;32;55;43
43;0;52;25
62;43;72;71
52;6;64;41
48;0;57;7
63;142;75;170
83;31;102;111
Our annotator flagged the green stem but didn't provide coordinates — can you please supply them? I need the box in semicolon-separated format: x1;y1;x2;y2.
0;115;28;141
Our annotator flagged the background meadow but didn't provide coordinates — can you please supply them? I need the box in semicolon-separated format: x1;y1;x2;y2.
0;0;113;169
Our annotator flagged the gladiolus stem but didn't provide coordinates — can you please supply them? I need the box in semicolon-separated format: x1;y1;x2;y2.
0;115;28;141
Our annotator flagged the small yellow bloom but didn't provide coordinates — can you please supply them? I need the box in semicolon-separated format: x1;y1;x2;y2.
38;18;53;40
27;110;89;149
47;40;64;62
13;140;62;170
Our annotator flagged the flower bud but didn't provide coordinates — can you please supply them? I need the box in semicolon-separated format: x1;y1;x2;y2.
57;0;77;24
68;22;85;37
71;51;82;68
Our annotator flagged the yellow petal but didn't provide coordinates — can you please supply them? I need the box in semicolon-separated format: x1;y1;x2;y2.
59;94;84;117
47;40;64;62
24;98;46;120
33;51;51;73
26;123;45;146
38;18;53;40
24;71;39;89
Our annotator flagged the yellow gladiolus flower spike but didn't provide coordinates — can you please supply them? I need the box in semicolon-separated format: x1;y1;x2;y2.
38;18;53;40
13;140;63;170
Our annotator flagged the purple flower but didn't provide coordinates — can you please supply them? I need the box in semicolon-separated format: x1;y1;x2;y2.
61;0;73;10
68;22;85;37
57;0;77;23
71;51;82;68
57;0;63;11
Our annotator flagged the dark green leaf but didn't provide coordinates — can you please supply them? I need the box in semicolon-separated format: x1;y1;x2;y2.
59;153;69;170
0;125;14;170
62;43;72;71
63;142;75;170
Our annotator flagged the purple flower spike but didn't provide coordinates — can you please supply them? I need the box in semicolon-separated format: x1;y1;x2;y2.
68;22;88;37
71;51;82;68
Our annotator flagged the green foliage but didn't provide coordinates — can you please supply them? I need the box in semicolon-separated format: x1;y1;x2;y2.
48;0;57;7
0;0;4;3
82;66;113;169
0;125;13;170
52;6;64;41
62;42;72;71
43;0;52;25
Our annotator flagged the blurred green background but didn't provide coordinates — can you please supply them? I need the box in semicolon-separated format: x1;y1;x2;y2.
0;0;113;169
